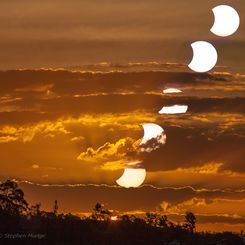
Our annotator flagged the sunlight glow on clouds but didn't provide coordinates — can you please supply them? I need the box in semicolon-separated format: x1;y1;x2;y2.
77;137;139;165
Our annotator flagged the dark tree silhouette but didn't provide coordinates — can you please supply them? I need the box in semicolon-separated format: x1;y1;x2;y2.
158;214;169;228
91;202;112;221
30;202;42;217
0;180;243;245
146;212;159;227
121;214;129;221
184;211;197;233
0;180;28;216
53;200;58;216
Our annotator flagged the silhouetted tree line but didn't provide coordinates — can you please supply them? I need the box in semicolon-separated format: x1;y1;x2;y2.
0;180;244;245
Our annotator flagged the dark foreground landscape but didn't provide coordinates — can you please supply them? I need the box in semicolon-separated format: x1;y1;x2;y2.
0;180;244;245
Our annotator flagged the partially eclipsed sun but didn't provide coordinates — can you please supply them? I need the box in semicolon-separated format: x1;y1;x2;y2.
211;5;240;37
159;105;188;114
163;88;182;94
116;168;146;188
139;123;166;152
188;41;218;73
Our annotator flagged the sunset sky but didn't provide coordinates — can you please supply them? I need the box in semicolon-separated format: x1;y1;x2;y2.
0;0;244;232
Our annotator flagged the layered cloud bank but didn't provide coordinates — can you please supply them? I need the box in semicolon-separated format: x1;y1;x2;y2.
0;68;244;231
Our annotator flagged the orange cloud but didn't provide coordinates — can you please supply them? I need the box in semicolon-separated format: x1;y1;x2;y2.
77;137;140;168
0;111;156;143
180;163;222;174
0;121;70;143
100;161;125;171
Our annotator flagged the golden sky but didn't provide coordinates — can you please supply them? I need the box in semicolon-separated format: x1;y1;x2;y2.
0;0;244;71
0;0;244;232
